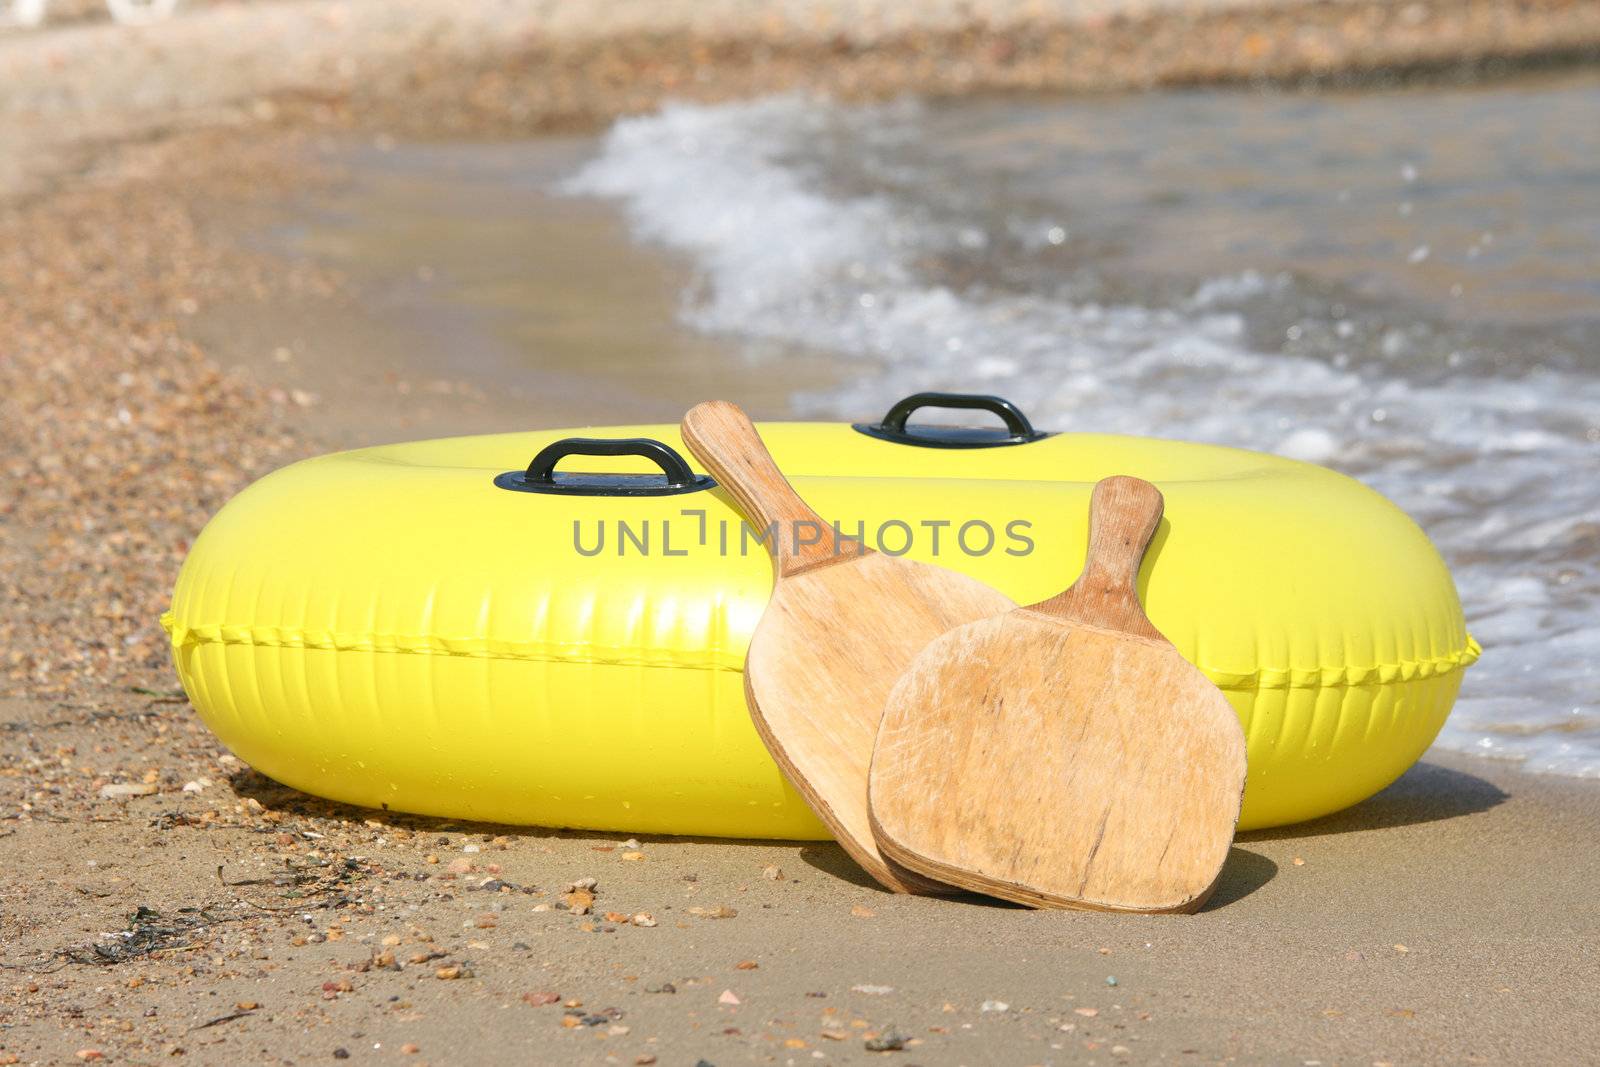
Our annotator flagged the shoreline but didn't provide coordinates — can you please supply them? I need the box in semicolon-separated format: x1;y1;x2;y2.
186;134;851;449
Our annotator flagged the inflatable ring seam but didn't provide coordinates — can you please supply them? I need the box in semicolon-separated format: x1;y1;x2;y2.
160;612;1480;691
158;612;746;672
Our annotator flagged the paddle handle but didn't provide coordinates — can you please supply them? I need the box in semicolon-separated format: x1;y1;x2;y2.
1030;475;1165;639
680;401;863;577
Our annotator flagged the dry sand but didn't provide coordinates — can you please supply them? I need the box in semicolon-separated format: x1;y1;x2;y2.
3;2;1600;1063
4;699;1597;1065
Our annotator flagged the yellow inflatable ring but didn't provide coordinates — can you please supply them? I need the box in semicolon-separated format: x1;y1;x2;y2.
163;396;1478;834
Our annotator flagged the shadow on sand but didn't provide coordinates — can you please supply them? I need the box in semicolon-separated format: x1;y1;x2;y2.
795;843;885;891
224;757;1503;912
794;841;1279;911
225;765;838;860
1203;848;1277;910
1239;760;1509;843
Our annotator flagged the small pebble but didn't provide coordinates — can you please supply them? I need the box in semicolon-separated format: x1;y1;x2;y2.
98;782;157;799
864;1026;907;1052
981;1000;1009;1013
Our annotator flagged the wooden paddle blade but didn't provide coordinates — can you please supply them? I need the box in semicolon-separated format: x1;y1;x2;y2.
869;474;1246;912
747;553;1017;894
681;400;860;576
680;399;1016;894
870;616;1246;911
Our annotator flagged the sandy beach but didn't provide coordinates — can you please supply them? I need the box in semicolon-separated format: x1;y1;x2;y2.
3;709;1597;1064
3;1;1599;1063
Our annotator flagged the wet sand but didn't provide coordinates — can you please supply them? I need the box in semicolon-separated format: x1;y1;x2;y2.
4;2;1600;1063
189;136;847;447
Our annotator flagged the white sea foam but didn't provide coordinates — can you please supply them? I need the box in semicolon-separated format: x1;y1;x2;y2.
568;94;1600;778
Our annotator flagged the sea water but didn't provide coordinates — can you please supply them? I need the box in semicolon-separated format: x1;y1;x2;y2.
566;72;1600;778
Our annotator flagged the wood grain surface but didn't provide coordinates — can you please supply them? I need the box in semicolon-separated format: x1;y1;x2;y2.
681;400;1016;893
869;476;1247;912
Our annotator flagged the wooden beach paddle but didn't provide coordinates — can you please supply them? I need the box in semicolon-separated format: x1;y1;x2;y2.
868;475;1247;912
679;401;1016;894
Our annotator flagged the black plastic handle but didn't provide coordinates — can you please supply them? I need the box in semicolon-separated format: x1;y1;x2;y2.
853;392;1049;449
527;438;697;486
880;393;1035;437
496;437;714;497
